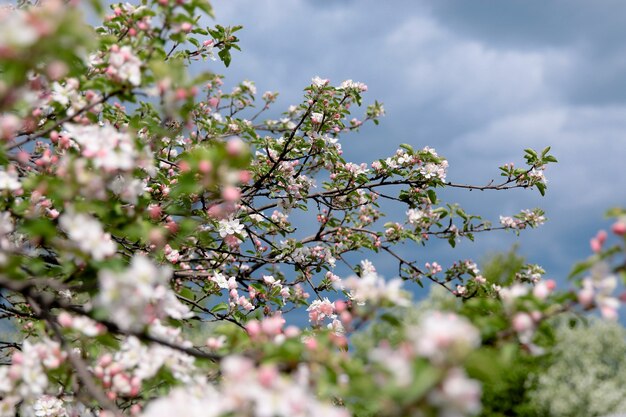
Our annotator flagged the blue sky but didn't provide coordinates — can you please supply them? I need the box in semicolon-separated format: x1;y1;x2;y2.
207;1;626;286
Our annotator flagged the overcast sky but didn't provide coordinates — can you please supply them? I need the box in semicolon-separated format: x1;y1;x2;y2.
207;0;626;287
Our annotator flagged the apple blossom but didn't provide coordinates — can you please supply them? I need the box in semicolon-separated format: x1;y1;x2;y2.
0;1;616;416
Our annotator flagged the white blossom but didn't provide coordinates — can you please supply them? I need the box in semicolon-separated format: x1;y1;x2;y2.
311;76;329;87
409;311;480;364
27;395;67;417
64;123;137;172
0;8;38;49
59;210;116;261
218;218;245;238
108;46;142;86
337;272;409;307
0;167;21;191
97;255;191;330
428;368;482;417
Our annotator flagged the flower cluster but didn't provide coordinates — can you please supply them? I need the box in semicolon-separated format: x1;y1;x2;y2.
0;1;612;417
97;255;192;330
578;262;619;320
0;339;66;415
59;210;116;261
142;356;349;417
107;45;142;86
336;271;409;307
63;123;139;172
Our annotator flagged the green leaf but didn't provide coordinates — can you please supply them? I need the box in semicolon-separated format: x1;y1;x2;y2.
194;0;215;17
380;313;401;326
536;182;546;196
218;49;231;67
21;218;57;241
211;303;229;313
87;0;104;16
427;189;437;204
568;259;594;279
524;148;538;158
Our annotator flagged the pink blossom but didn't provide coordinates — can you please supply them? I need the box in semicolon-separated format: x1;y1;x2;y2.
410;311;480;364
590;230;608;253
428;368;482;417
245;320;262;338
512;312;534;339
221;186;240;202
206;335;226;350
612;221;626;236
0;114;21;140
533;281;553;300
310;112;323;124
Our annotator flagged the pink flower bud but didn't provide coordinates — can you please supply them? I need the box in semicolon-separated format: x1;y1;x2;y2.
340;311;352;325
601;305;618;320
98;354;113;367
304;337;318;351
0;114;20;140
335;300;347;313
206;336;225;350
195;160;211;175
17;151;30;164
46;61;69;80
175;88;187;101
224;234;241;248
533;282;551;300
257;365;278;387
57;311;73;327
590;237;602;253
512;312;533;333
11;352;23;365
330;333;348;348
148;228;165;247
108;363;122;376
226;137;246;156
612;221;626;236
222;186;240;202
165;220;178;234
178;160;191;172
245;320;261;338
239;170;252;183
284;325;300;338
148;204;162;220
578;288;594;308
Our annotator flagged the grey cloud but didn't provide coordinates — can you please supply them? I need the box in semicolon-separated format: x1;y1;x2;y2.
427;0;626;50
208;0;625;282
